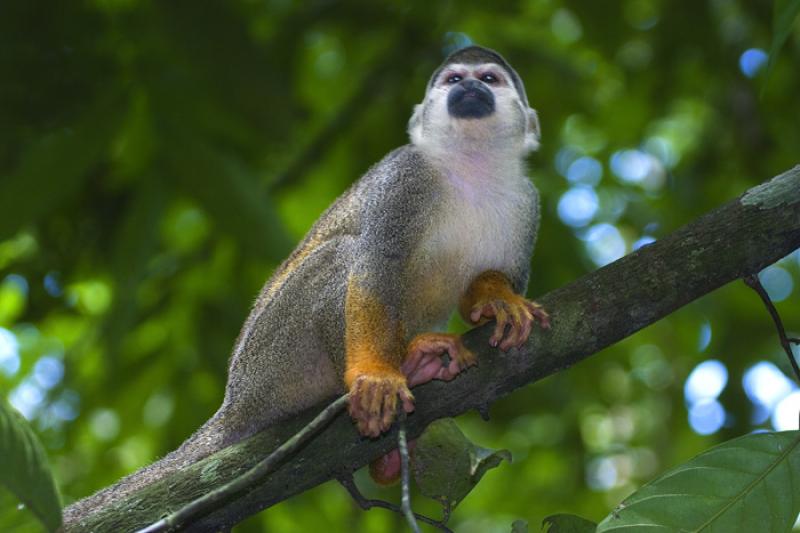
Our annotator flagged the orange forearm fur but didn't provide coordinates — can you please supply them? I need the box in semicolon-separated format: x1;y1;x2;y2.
344;275;406;388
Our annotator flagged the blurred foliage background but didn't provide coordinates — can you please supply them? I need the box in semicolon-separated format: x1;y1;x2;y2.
1;0;799;531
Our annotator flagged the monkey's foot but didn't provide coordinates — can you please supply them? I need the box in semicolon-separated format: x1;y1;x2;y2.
365;334;473;484
401;332;477;387
348;373;414;438
369;441;417;485
469;296;550;351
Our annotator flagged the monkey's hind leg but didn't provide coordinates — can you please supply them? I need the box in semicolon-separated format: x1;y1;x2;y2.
370;332;476;485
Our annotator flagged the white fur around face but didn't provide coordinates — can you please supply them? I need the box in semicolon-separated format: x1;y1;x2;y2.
408;62;540;156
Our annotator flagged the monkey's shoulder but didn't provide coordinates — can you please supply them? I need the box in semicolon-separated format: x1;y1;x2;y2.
355;145;442;203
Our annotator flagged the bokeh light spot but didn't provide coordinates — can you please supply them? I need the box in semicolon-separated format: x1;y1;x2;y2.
0;327;20;376
633;236;656;251
772;391;800;431
758;266;793;302
34;356;65;390
558;186;599;227
743;361;795;411
610;149;665;191
684;359;728;404
582;223;626;266
90;408;121;441
9;379;46;420
689;399;726;435
698;321;712;352
586;456;617;491
144;391;175;427
739;48;768;78
566;156;603;185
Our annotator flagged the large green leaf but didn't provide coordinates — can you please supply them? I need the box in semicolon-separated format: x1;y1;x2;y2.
0;399;62;531
766;0;800;80
0;93;124;241
597;431;800;533
413;418;511;510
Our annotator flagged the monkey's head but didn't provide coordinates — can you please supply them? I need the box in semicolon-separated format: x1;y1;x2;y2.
408;45;540;155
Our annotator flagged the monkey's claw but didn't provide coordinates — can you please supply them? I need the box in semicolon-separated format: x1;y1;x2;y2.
348;374;414;438
470;296;550;351
401;333;477;387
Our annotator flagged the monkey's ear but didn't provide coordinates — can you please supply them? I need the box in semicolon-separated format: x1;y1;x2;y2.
524;108;541;152
407;104;424;145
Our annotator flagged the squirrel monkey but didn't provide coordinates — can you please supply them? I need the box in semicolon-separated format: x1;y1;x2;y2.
65;45;548;524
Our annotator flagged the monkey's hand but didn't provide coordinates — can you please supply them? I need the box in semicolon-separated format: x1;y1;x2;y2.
461;270;550;352
401;333;477;387
348;372;414;438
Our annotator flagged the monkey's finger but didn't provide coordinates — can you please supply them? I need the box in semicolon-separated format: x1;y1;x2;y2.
399;386;415;413
381;390;397;432
370;380;389;418
355;409;371;436
366;414;382;438
516;309;534;349
401;352;423;377
489;305;509;347
470;302;494;323
406;354;444;386
361;379;379;416
402;338;441;377
348;383;364;419
526;301;551;329
500;307;524;351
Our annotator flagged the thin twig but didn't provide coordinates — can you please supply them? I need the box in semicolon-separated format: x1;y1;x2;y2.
744;275;800;383
135;395;349;533
398;411;420;533
338;476;453;533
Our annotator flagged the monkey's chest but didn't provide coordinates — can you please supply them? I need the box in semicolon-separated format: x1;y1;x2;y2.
408;184;531;326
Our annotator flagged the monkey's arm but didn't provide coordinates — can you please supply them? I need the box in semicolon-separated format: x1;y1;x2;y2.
344;148;436;437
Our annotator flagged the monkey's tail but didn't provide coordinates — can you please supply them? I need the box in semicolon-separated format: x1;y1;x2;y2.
62;412;228;529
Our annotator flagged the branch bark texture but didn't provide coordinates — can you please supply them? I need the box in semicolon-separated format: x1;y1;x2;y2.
69;166;800;532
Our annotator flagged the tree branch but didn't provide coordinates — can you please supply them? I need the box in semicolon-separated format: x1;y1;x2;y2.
66;166;800;532
743;275;800;383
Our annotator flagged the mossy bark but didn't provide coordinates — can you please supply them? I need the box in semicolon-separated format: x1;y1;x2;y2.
67;166;800;532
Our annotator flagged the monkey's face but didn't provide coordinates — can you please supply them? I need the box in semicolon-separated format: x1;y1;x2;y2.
409;61;539;154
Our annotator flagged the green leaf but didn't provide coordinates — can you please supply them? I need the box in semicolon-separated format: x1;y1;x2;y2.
597;431;800;533
0;93;124;241
543;514;597;533
412;418;511;510
0;399;62;531
765;0;800;81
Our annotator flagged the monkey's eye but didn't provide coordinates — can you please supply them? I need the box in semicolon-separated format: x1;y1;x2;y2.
446;74;462;84
480;73;498;84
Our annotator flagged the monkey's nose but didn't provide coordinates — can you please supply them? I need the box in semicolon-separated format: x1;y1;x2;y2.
459;79;484;92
